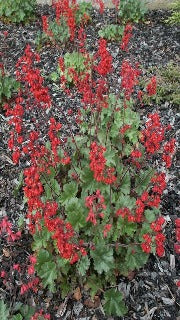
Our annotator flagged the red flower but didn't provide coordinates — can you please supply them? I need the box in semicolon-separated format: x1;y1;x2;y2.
121;24;133;52
156;245;165;257
121;60;140;100
146;76;157;96
141;113;165;154
174;243;180;254
175;218;180;228
94;39;113;76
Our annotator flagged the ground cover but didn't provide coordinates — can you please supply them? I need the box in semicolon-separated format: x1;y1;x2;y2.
0;2;179;320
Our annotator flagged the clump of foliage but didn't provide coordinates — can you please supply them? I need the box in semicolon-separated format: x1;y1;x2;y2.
0;66;20;107
0;300;37;320
51;51;92;86
75;1;92;25
35;16;70;48
35;0;92;48
141;62;180;105
118;0;148;23
165;0;180;25
0;0;36;23
98;24;125;41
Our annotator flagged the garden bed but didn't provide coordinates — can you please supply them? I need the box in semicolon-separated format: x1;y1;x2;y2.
0;4;180;320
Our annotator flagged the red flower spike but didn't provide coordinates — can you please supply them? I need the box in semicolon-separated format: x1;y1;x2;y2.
146;76;157;96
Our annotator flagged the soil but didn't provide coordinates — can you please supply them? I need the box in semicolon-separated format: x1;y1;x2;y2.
0;6;179;320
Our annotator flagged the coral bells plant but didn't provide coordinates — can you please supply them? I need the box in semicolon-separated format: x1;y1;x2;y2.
35;0;92;47
6;42;176;316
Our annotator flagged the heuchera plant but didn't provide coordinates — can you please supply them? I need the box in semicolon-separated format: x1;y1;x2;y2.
118;0;148;23
36;0;92;47
98;24;125;41
5;15;176;320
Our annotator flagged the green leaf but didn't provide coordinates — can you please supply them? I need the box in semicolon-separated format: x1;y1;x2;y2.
144;209;156;223
0;300;9;320
122;222;137;236
77;255;90;276
86;275;103;298
103;289;127;316
90;244;114;274
56;256;70;275
116;194;136;210
13;170;23;196
19;305;35;320
125;246;149;271
50;72;59;82
104;149;116;166
18;9;25;21
35;249;52;271
60;182;78;204
32;228;51;250
135;169;154;195
120;171;130;195
12;314;23;320
38;261;57;292
60;279;71;299
65;197;86;231
139;222;152;240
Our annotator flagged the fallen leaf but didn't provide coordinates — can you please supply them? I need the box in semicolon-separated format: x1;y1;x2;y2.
127;270;136;280
73;287;82;301
3;248;10;257
84;296;100;308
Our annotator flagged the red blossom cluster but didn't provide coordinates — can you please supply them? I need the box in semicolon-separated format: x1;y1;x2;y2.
103;224;112;237
116;207;136;222
155;232;166;257
0;216;21;241
43;201;86;264
121;24;133;52
141;234;152;253
120;124;131;135
16;45;51;108
5;45;51;165
94;38;113;76
112;0;120;9
20;277;40;295
141;113;165;154
1;263;40;296
31;310;50;320
48;117;62;159
93;0;105;14
130;149;142;169
78;27;86;52
136;173;166;222
141;216;166;256
146;76;157;96
52;0;78;41
77;72;94;105
89;142;117;184
116;173;166;226
94;79;109;110
41;15;53;37
85;190;106;225
5;97;24;164
24;166;44;233
120;60;141;100
162;138;176;168
151;216;166;257
174;218;180;255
